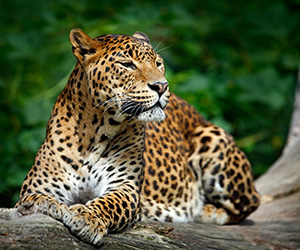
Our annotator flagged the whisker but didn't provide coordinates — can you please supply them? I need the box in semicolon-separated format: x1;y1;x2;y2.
156;45;174;54
105;96;130;113
128;105;144;122
133;105;142;118
114;95;141;117
115;102;134;119
154;37;167;51
91;92;144;122
92;96;115;111
133;102;145;118
127;116;136;123
119;102;137;115
93;93;128;112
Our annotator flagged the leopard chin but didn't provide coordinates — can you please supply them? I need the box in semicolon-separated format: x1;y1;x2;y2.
137;106;166;122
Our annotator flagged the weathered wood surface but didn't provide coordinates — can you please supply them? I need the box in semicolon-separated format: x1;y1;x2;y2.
1;188;299;249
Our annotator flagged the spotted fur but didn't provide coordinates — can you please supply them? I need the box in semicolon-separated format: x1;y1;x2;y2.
15;28;260;246
142;94;260;224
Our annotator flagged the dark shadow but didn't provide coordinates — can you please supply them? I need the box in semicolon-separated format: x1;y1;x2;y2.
238;219;256;226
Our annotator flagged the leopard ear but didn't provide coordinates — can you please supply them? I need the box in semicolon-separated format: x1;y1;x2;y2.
133;31;151;44
70;28;98;64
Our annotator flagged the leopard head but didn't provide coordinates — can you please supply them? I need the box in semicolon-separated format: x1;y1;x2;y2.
70;28;169;122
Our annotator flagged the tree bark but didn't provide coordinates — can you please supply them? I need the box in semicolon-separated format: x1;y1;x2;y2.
1;192;299;250
1;67;300;249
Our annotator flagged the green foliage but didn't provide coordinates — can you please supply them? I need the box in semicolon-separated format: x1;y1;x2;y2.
0;0;299;207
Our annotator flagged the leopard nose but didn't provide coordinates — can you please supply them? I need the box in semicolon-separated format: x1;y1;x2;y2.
148;82;168;96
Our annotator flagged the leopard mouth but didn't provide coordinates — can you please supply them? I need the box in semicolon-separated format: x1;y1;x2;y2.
141;102;163;114
121;100;166;122
137;103;166;122
121;101;162;117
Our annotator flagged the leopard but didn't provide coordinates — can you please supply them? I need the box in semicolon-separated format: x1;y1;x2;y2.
15;28;260;246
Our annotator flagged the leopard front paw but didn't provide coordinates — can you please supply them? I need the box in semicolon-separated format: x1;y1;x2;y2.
17;196;68;221
200;204;230;225
63;204;107;246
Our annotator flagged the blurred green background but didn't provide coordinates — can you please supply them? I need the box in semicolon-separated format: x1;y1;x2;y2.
0;0;299;207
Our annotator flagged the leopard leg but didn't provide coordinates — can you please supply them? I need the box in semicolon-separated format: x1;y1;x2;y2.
62;187;140;246
189;125;260;224
15;194;68;221
187;155;231;225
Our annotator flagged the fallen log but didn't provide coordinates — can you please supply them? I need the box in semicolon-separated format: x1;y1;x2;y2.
1;189;299;250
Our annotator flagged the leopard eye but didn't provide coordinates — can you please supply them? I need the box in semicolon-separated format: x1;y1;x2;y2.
118;61;137;69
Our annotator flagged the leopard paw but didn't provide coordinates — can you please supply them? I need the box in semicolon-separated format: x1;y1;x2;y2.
63;204;107;246
200;204;229;225
17;196;68;221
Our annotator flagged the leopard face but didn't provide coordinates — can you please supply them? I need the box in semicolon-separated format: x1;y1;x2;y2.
70;29;169;122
